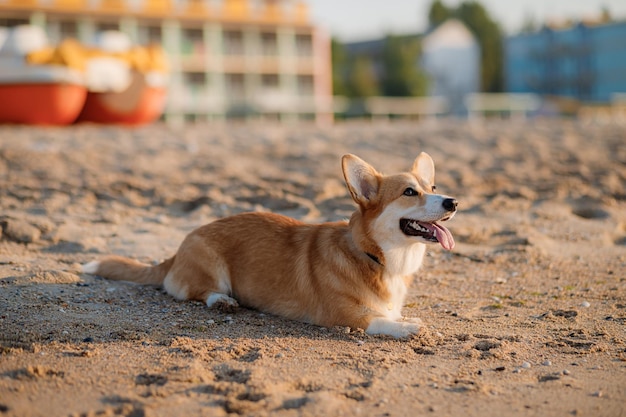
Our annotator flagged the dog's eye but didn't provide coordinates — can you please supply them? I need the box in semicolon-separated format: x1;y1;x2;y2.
403;188;418;196
431;185;437;192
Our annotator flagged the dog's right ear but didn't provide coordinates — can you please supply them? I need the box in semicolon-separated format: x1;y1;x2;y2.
342;154;380;206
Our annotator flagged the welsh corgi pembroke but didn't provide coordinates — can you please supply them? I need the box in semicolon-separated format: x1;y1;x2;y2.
83;153;457;338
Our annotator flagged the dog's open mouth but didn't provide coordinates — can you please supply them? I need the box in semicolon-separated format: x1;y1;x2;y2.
400;219;455;250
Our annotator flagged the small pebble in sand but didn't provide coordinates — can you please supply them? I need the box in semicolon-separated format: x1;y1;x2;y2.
592;391;602;398
522;362;532;369
580;301;591;308
563;369;571;375
155;215;169;224
542;360;552;366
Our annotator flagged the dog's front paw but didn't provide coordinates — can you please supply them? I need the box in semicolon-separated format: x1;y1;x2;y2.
205;292;239;313
365;317;423;338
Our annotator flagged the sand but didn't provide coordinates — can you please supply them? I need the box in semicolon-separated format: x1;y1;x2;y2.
0;119;625;417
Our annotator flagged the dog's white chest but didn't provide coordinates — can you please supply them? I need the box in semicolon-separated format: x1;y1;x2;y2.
375;243;426;320
383;243;426;277
383;275;408;320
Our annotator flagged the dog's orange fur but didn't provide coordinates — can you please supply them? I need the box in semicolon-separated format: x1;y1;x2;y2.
84;153;457;338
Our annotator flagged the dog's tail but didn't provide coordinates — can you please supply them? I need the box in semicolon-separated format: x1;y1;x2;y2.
82;255;175;286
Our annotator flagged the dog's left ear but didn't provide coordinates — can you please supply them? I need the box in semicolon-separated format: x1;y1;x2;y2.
342;154;380;206
412;152;435;185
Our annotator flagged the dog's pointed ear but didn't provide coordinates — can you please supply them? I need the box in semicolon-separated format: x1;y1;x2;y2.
342;154;380;205
412;152;435;184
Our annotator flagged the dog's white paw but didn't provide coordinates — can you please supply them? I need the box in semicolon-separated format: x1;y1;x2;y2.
205;292;239;313
365;317;422;338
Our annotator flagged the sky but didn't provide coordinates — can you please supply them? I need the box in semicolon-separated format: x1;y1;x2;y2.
309;0;626;41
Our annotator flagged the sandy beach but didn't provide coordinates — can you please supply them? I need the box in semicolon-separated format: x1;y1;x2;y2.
0;119;625;416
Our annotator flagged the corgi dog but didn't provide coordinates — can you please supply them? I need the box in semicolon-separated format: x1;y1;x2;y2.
83;153;457;338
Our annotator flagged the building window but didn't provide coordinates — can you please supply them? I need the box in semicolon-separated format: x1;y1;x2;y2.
59;20;78;40
297;75;314;95
182;27;204;55
226;73;245;97
138;25;162;45
261;32;278;56
97;22;119;31
146;26;162;44
184;72;207;89
223;30;244;55
262;74;279;88
0;18;29;27
295;34;312;57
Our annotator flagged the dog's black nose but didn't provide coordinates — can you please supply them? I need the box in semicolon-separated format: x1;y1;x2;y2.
442;198;458;212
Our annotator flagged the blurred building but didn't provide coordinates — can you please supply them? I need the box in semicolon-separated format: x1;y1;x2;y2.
505;20;626;103
421;19;480;115
0;0;333;124
343;19;480;115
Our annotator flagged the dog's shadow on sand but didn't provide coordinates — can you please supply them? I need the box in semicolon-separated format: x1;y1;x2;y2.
2;270;416;350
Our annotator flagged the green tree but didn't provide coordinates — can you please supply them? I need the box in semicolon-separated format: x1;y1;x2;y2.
331;38;348;96
380;35;427;96
457;1;503;92
346;55;379;98
428;0;452;27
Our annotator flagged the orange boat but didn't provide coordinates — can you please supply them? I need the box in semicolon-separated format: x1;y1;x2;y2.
75;31;168;125
76;70;167;125
0;78;87;126
0;26;87;125
0;27;168;126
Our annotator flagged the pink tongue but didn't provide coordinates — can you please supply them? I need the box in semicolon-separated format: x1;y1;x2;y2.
431;222;455;250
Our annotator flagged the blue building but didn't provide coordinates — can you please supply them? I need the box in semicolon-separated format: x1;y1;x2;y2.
505;20;626;103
